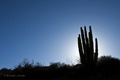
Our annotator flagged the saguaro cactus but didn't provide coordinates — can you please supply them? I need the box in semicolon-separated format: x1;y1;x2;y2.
78;26;98;66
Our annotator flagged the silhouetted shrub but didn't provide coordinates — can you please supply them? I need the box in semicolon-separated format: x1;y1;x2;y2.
49;62;61;69
96;56;120;73
97;56;120;66
0;68;12;73
34;62;42;67
15;59;36;69
49;62;70;69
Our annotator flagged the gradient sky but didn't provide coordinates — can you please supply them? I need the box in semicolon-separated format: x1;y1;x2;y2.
0;0;120;69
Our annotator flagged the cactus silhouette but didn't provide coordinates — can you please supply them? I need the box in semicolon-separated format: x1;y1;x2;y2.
78;26;98;67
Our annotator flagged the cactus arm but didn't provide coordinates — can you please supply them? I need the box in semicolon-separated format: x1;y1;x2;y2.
89;26;94;54
81;27;87;63
84;26;90;62
89;26;94;63
78;34;84;64
94;38;98;63
81;27;86;53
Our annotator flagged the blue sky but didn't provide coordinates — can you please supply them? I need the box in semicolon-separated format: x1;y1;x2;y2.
0;0;120;69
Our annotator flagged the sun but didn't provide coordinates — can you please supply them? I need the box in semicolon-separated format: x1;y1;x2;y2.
64;38;80;64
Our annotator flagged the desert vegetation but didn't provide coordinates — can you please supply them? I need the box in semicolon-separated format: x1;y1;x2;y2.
0;26;120;80
0;56;120;80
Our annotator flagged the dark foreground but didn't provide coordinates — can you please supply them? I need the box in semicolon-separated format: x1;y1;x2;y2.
0;56;120;80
